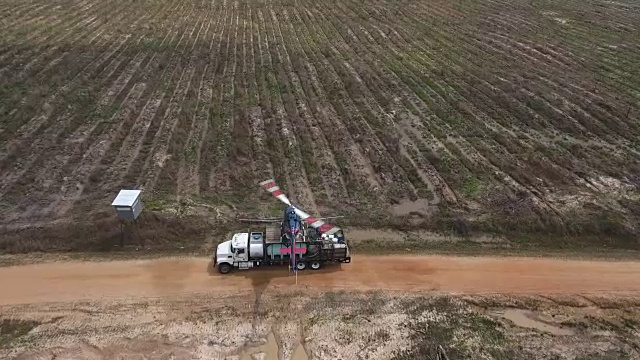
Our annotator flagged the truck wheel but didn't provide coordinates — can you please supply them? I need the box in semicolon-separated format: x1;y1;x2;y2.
310;261;321;270
296;262;306;271
218;263;232;274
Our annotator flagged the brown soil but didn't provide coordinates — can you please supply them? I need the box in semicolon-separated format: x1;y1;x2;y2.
1;0;640;244
1;254;639;306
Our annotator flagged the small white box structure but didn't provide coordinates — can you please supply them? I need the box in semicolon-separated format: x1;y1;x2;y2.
111;189;143;221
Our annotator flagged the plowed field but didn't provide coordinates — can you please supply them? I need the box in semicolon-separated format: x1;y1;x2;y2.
0;0;639;249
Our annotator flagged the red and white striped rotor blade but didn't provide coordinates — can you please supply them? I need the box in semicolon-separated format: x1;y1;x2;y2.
292;207;341;235
259;179;291;206
259;178;340;235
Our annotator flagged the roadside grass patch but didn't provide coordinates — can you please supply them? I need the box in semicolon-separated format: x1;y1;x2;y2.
0;319;40;348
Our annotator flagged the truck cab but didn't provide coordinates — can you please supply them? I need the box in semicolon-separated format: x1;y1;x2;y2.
214;232;266;273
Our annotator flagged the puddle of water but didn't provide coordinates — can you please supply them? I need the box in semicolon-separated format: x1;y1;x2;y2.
240;332;279;360
492;308;575;336
239;331;309;360
292;343;310;360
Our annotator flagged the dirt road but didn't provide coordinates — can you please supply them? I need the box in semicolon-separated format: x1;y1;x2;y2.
1;255;639;306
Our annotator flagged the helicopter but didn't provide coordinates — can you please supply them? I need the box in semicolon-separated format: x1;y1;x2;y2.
250;178;345;272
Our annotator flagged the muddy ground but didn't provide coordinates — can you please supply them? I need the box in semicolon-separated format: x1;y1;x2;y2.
2;291;640;359
1;255;640;359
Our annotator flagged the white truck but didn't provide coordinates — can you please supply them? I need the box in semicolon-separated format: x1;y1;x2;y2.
213;225;351;274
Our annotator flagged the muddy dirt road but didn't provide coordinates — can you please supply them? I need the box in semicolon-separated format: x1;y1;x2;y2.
1;255;639;305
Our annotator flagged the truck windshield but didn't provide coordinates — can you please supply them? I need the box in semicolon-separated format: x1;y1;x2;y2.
229;242;234;252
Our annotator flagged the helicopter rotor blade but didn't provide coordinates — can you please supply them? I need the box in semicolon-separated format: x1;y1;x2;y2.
259;178;342;235
292;206;341;235
259;179;291;206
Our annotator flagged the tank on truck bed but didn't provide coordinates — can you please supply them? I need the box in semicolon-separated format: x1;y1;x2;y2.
214;224;350;274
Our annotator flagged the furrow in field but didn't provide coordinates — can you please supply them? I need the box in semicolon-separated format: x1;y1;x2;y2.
291;7;385;203
360;0;604;195
138;66;197;194
152;0;212;200
301;7;401;197
120;1;195;190
50;83;149;218
205;2;238;197
327;0;482;198
314;0;446;203
278;8;349;205
246;7;276;185
242;6;291;198
340;0;564;204
0;0;166;165
131;0;202;194
177;64;213;200
10;14;103;81
0;0;142;139
0;0;101;72
472;0;640;120
177;10;221;200
1;46;152;221
89;27;188;199
264;7;322;213
477;32;633;141
199;1;234;197
0;32;130;167
0;41;143;207
0;0;183;217
0;3;62;44
305;2;421;202
316;3;456;202
222;3;257;200
273;6;331;205
39;48;159;217
0;2;43;24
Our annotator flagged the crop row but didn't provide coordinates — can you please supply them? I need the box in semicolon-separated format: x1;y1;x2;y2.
0;0;638;232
